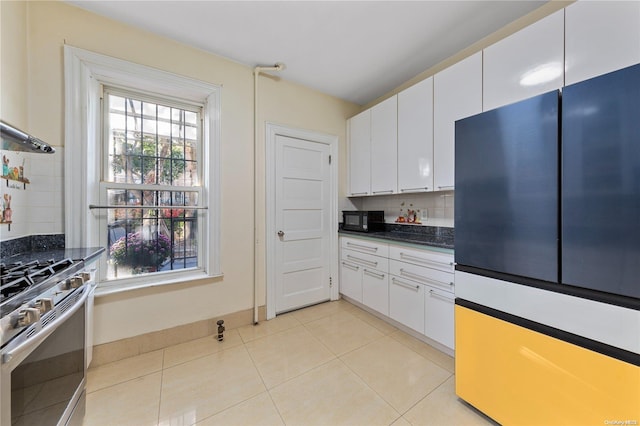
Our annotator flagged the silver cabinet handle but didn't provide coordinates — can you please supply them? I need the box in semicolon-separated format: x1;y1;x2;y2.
400;187;428;192
346;241;378;252
364;269;385;279
372;190;394;194
437;186;454;190
399;252;453;270
398;268;453;289
341;261;360;271
349;192;369;196
277;230;285;237
392;277;420;291
346;254;377;267
429;289;454;303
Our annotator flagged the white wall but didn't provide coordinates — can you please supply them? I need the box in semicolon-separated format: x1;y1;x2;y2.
0;149;64;240
358;192;454;228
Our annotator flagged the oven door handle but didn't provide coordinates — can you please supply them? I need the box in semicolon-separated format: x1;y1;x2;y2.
2;286;89;365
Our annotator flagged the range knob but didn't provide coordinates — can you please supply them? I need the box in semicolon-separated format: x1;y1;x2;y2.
67;275;85;289
17;307;41;327
80;272;91;282
35;298;54;314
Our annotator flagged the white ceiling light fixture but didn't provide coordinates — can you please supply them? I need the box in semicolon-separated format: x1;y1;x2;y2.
519;63;563;87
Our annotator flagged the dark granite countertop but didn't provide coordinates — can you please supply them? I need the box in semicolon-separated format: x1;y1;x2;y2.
1;234;105;265
339;223;454;250
1;247;106;266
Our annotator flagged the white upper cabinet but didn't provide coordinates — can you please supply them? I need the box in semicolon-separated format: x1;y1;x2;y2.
433;52;482;191
348;109;371;196
483;10;564;111
565;1;640;86
398;77;434;193
370;95;398;195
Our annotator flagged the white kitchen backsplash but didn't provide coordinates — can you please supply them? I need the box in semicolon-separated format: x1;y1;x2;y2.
0;147;64;241
357;191;454;227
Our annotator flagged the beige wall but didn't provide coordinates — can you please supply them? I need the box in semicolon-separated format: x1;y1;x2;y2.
1;0;28;129
13;0;359;344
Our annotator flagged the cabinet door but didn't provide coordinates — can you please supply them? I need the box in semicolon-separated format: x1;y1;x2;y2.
389;276;425;334
565;1;640;86
390;259;454;293
362;268;389;316
389;245;454;274
341;236;389;258
370;96;398;195
348;110;371;196
483;10;564;111
340;259;362;302
424;286;455;350
433;52;482;190
398;78;433;193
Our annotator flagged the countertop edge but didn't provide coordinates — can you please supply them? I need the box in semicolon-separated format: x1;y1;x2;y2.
338;230;454;253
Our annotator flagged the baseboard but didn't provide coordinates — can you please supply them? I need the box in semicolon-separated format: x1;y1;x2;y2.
90;305;266;367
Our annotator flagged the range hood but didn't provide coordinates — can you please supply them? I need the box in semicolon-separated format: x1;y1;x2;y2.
0;121;55;154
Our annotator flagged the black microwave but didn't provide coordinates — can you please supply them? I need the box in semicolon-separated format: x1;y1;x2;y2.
342;211;385;232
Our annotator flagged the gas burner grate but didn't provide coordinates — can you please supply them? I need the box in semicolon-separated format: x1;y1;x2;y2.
0;278;32;302
0;258;75;305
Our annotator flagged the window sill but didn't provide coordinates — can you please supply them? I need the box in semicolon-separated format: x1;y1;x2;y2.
94;270;224;297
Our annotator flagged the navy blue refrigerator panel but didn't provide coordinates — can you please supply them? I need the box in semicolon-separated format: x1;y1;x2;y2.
562;64;640;299
455;91;559;283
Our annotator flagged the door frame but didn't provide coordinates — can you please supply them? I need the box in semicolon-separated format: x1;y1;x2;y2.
265;123;339;319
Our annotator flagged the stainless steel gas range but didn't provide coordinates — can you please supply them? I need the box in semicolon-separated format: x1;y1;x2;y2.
0;247;104;426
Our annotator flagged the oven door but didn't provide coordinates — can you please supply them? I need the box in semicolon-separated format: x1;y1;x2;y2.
1;286;89;426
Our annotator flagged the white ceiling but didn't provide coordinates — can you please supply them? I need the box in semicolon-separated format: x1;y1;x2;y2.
66;1;547;105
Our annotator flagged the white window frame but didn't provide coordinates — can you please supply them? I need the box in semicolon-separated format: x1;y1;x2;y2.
64;46;221;294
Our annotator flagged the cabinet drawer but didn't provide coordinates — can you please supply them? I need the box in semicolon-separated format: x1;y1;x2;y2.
389;246;454;273
389;276;425;334
340;258;363;302
362;268;389;316
425;286;455;349
390;260;454;293
341;237;389;258
341;248;389;272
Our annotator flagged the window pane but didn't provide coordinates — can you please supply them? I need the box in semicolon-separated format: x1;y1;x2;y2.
106;188;199;280
106;92;199;187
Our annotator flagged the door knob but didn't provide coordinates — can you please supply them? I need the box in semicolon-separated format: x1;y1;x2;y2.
277;230;285;237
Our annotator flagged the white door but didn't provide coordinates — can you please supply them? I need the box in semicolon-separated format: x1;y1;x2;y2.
275;135;331;313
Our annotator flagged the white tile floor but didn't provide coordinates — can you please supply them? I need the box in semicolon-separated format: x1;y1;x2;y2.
83;299;496;426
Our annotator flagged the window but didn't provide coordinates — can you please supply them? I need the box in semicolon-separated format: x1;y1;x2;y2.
64;46;221;293
102;89;202;280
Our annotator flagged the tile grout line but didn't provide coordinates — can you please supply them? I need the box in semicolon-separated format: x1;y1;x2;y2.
387;330;455;374
161;332;245;370
396;373;453;420
156;349;166;426
86;364;164;395
332;354;404;424
337;334;454;417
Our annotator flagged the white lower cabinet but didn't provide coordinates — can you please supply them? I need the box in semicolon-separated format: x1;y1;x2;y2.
340;240;389;315
389;276;425;334
340;235;455;351
362;267;389;316
425;286;455;349
340;258;363;302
